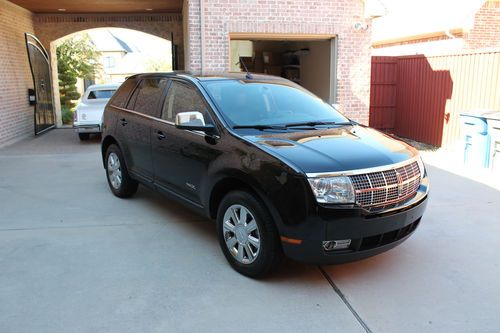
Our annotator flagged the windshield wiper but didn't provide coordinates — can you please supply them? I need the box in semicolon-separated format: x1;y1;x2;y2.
284;121;352;127
233;124;287;130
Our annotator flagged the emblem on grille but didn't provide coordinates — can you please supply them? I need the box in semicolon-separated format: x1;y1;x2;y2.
396;171;403;197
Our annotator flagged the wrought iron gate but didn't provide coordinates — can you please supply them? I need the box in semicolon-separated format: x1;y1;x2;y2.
25;33;55;135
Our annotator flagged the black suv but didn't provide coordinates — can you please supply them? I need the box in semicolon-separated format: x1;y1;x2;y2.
101;72;429;277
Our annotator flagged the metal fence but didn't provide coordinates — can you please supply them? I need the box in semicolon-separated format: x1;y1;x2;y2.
370;51;500;147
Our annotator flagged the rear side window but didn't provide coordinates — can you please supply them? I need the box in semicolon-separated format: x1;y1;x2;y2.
161;81;213;124
127;78;168;117
108;79;136;108
87;90;116;100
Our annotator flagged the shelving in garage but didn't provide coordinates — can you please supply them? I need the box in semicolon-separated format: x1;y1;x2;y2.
230;36;336;103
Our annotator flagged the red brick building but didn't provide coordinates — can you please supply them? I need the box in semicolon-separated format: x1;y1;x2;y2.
0;0;375;147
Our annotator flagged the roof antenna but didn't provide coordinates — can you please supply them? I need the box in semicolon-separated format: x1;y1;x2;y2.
236;56;253;79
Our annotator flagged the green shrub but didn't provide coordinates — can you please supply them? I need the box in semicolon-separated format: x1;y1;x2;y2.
61;107;74;125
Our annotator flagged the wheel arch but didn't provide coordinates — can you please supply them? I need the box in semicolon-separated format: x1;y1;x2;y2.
101;135;119;168
207;173;285;234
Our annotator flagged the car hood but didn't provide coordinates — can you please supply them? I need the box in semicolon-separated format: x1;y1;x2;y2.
244;125;419;174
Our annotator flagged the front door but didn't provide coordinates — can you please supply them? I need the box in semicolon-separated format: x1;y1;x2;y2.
152;80;219;204
25;33;55;135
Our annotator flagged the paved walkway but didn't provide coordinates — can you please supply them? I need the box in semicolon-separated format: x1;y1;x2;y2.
1;129;499;333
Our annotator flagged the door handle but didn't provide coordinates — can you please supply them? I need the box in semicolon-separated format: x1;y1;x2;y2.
156;130;166;140
120;118;128;126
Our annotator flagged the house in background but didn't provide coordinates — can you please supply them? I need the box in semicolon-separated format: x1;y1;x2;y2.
85;28;172;87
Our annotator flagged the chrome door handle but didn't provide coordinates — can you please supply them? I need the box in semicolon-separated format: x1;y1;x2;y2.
156;130;166;140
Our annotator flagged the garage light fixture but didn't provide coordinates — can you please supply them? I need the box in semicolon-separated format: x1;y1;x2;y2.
145;8;153;11
57;8;66;11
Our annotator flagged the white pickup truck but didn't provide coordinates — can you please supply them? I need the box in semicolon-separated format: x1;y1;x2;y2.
73;83;120;140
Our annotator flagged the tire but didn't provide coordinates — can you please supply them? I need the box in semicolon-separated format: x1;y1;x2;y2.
105;144;138;198
217;190;283;278
79;133;90;141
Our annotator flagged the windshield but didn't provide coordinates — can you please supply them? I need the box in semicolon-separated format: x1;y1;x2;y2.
201;80;349;127
87;89;116;100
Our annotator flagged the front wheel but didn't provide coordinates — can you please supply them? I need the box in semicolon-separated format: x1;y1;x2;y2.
216;190;282;278
105;144;138;198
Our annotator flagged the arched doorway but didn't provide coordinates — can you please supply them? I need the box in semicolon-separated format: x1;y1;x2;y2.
49;28;174;127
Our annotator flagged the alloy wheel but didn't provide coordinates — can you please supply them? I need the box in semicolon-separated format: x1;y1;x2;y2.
222;204;261;264
107;152;122;189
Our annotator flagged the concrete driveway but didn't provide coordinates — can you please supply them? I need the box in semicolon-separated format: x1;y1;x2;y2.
1;129;499;333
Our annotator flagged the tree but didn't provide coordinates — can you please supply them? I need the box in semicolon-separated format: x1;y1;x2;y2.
57;34;101;109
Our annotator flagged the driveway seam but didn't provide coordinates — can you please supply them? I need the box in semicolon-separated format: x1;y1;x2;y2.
318;266;373;333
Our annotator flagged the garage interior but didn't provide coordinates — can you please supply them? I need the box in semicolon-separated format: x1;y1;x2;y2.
230;37;336;103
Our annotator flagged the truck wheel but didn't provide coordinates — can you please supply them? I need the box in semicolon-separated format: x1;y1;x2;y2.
78;133;90;141
105;144;138;198
217;190;282;277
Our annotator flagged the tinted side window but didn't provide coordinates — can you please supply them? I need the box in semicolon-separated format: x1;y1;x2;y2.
161;81;213;124
127;78;168;117
108;79;136;108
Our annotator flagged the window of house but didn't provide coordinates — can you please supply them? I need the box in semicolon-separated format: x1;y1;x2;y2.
103;56;115;69
127;78;168;117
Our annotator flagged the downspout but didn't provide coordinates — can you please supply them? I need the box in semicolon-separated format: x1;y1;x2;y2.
200;0;206;74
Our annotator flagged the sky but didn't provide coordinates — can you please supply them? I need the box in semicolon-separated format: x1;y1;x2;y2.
372;0;486;41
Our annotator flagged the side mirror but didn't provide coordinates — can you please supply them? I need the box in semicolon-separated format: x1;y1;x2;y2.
175;111;215;134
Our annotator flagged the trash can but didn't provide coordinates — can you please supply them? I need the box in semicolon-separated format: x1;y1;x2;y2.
482;111;500;173
459;113;490;168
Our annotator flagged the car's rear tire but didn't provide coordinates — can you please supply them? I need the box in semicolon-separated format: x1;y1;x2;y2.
216;190;282;278
105;144;138;198
78;133;90;141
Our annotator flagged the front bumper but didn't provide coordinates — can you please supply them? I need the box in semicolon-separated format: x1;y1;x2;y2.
73;124;101;134
281;178;429;265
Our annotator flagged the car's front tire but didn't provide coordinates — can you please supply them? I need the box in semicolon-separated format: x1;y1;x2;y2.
78;133;90;141
105;144;138;198
216;190;282;278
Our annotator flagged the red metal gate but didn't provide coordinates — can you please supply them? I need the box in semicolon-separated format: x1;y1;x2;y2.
369;57;397;131
370;51;500;147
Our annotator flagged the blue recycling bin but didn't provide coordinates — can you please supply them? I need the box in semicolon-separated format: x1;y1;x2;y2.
459;114;490;168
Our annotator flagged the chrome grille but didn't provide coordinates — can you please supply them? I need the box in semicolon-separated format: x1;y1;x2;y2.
349;161;421;208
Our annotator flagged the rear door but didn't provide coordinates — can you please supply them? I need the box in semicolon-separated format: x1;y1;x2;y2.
152;80;219;204
116;77;168;182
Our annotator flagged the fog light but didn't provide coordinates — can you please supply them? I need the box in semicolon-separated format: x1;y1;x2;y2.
323;239;351;251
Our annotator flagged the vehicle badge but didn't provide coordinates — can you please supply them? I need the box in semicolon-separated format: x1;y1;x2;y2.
396;171;403;197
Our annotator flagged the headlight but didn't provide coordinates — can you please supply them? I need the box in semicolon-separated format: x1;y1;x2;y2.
307;176;355;204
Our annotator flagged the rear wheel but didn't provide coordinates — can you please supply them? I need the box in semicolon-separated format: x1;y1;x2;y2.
217;190;282;277
105;144;138;198
78;133;90;141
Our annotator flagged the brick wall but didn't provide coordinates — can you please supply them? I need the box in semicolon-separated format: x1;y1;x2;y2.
465;0;500;50
185;0;372;124
34;13;184;68
0;0;36;147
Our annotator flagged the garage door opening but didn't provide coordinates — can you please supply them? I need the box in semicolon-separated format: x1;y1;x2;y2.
229;36;337;104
